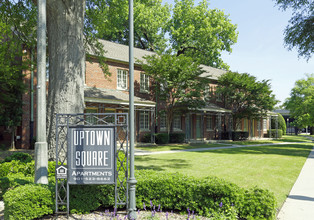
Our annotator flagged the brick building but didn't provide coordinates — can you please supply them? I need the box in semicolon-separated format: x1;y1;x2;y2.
10;39;273;149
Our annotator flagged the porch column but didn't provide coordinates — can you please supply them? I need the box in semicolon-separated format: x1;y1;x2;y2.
269;115;272;139
228;114;232;140
275;115;279;139
151;108;155;143
218;113;222;140
201;112;204;140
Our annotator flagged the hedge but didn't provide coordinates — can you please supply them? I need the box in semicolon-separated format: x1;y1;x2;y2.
169;133;185;143
142;133;186;144
154;133;169;144
3;184;54;220
267;129;283;138
3;169;277;219
221;131;249;141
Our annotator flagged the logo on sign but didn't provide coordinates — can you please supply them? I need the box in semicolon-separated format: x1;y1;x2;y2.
56;165;67;179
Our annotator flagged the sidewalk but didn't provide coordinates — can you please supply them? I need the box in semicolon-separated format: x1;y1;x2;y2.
135;142;308;156
277;137;314;220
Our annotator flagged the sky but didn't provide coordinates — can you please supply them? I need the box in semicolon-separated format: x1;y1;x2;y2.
164;0;314;105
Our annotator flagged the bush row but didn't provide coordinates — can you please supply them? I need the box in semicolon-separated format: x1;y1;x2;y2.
142;133;186;144
2;171;276;219
221;131;249;141
267;129;283;138
1;153;277;219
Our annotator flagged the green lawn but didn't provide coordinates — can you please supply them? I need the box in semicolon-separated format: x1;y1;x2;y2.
135;140;314;209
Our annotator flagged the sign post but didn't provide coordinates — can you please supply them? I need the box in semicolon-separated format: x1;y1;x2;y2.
55;113;129;217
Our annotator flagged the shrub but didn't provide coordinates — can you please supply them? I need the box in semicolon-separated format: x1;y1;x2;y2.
3;152;33;163
0;160;56;178
221;132;249;141
3;184;54;220
154;133;169;144
0;173;33;200
169;133;185;143
0;160;30;177
239;187;277;219
135;170;276;219
141;133;152;143
267;129;283;138
271;114;286;135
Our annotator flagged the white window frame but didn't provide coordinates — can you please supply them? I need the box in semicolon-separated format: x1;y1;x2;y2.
140;111;150;131
173;114;182;131
160;112;167;131
140;73;150;93
117;69;128;90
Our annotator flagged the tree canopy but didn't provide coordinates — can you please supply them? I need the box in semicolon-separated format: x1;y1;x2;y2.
93;0;238;69
140;53;208;133
216;71;278;129
274;0;314;60
169;0;237;69
284;74;314;131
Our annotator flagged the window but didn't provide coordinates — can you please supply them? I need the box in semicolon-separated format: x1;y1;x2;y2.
140;73;149;92
117;69;128;90
160;112;166;131
236;120;242;131
140;111;150;131
85;108;98;124
204;85;210;100
263;119;267;131
206;116;213;130
173;115;181;131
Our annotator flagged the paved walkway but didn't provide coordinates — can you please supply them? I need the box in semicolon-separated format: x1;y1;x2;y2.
135;142;308;156
277;137;314;220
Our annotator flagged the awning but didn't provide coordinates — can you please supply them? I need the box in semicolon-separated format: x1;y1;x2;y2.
190;103;232;113
84;87;156;107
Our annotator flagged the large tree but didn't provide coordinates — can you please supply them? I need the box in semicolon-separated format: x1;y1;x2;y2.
274;0;313;60
88;0;171;52
216;71;278;130
1;0;108;158
94;0;238;69
284;74;314;134
168;0;237;69
140;53;209;133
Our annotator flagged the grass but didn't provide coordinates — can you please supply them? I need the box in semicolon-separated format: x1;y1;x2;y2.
135;138;314;209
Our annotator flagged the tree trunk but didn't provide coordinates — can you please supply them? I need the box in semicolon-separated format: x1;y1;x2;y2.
46;0;86;160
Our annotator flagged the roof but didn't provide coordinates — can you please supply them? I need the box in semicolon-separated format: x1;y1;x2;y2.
273;109;290;116
200;65;228;80
89;39;227;80
84;87;156;107
90;39;156;64
190;103;232;113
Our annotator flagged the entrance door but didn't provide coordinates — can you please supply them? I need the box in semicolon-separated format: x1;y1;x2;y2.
196;115;202;139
